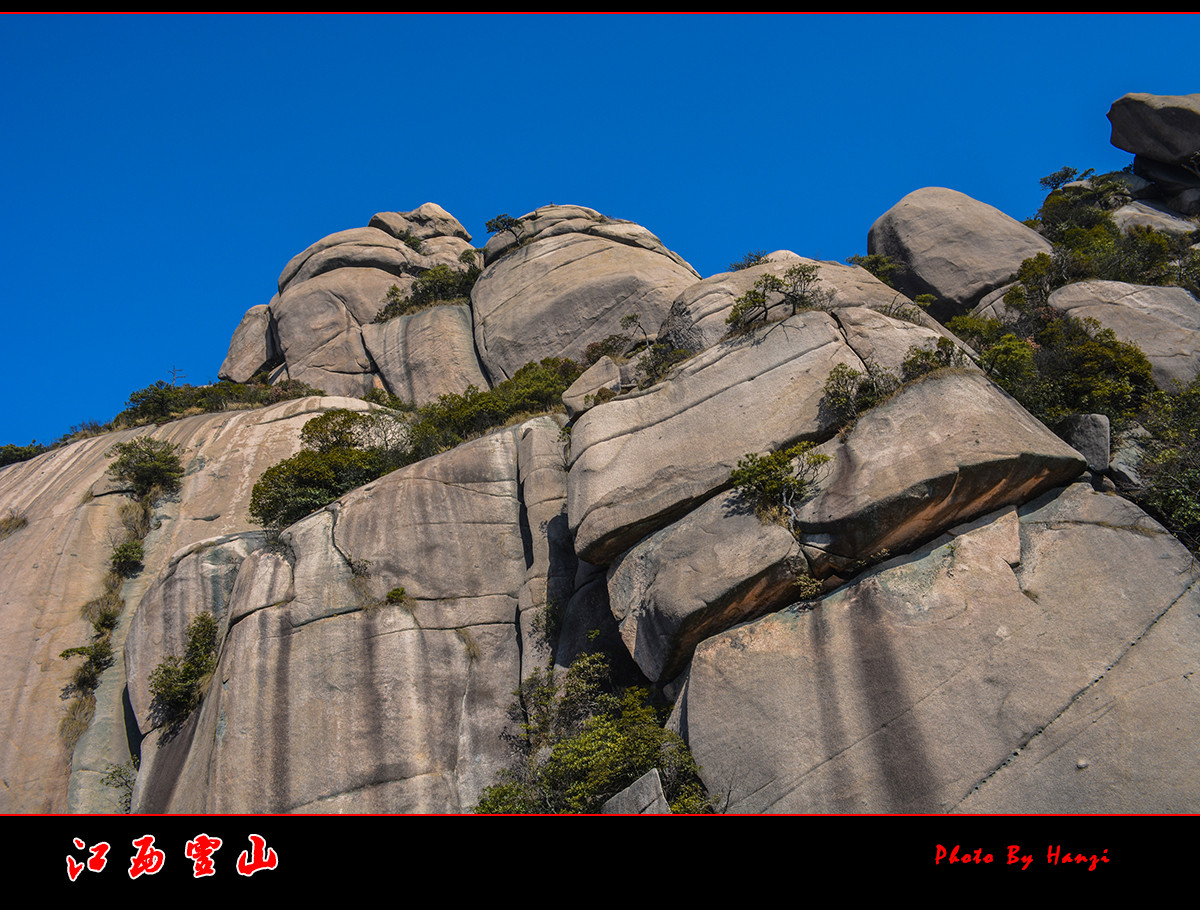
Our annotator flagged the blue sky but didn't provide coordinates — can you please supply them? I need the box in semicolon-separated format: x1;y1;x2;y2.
1;13;1196;446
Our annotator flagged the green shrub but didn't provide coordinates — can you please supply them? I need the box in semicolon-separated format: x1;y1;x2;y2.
60;639;114;695
102;757;139;813
900;337;969;382
107;438;184;499
110;540;144;578
249;446;384;528
486;213;522;247
846;253;903;288
148;612;218;729
475;652;710;814
822;361;900;426
0;442;49;468
728;249;771;271
730;441;830;535
1134;377;1200;552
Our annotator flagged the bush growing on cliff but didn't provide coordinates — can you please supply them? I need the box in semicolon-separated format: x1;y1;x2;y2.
730;441;830;535
250;358;582;528
726;263;833;334
474;652;710;814
107;438;184;499
148;611;218;729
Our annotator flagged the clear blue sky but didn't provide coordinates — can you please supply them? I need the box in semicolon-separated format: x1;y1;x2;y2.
2;13;1196;446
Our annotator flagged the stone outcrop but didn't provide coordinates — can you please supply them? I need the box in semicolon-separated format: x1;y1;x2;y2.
472;205;700;383
360;304;488;406
220;205;480;398
1108;92;1200;167
1109;93;1200;215
867;187;1053;319
608;368;1085;684
1046;280;1200;388
567;310;859;566
676;485;1200;813
657;252;928;355
0;396;374;813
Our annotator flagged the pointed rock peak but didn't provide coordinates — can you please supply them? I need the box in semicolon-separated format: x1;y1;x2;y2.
369;203;471;244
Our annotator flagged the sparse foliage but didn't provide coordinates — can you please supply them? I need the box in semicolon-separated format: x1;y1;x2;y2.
148;611;219;730
486;213;523;246
728;249;771;272
475;652;711;814
726;263;833;333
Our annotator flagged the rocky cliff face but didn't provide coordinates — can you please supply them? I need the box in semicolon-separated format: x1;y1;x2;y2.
2;94;1198;814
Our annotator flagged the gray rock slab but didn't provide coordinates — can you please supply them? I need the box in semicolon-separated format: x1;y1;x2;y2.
678;484;1198;813
369;202;471;243
1047;280;1200;388
794;369;1086;577
219;303;278;383
1111;200;1199;235
601;768;670;814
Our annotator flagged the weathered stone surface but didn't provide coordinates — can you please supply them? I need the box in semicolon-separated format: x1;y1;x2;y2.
567;310;860;566
218;303;278;383
279;227;422;294
1111;200;1199;235
369;202;471;243
677;484;1199;813
0;396;372;813
124;533;266;735
472;205;699;383
271;267;398;397
658;252;922;355
1046;280;1200;388
361;304;489;406
609;368;1083;683
608;486;802;683
867;187;1053;318
133;427;550;813
1058;414;1110;472
515;416;576;672
601;768;670;814
1108;92;1200;166
793;368;1086;577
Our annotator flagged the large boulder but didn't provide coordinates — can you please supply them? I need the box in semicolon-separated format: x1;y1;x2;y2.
1046;280;1200;388
867;187;1053;319
1108;93;1200;167
218;303;279;383
472;205;699;383
677;484;1200;813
